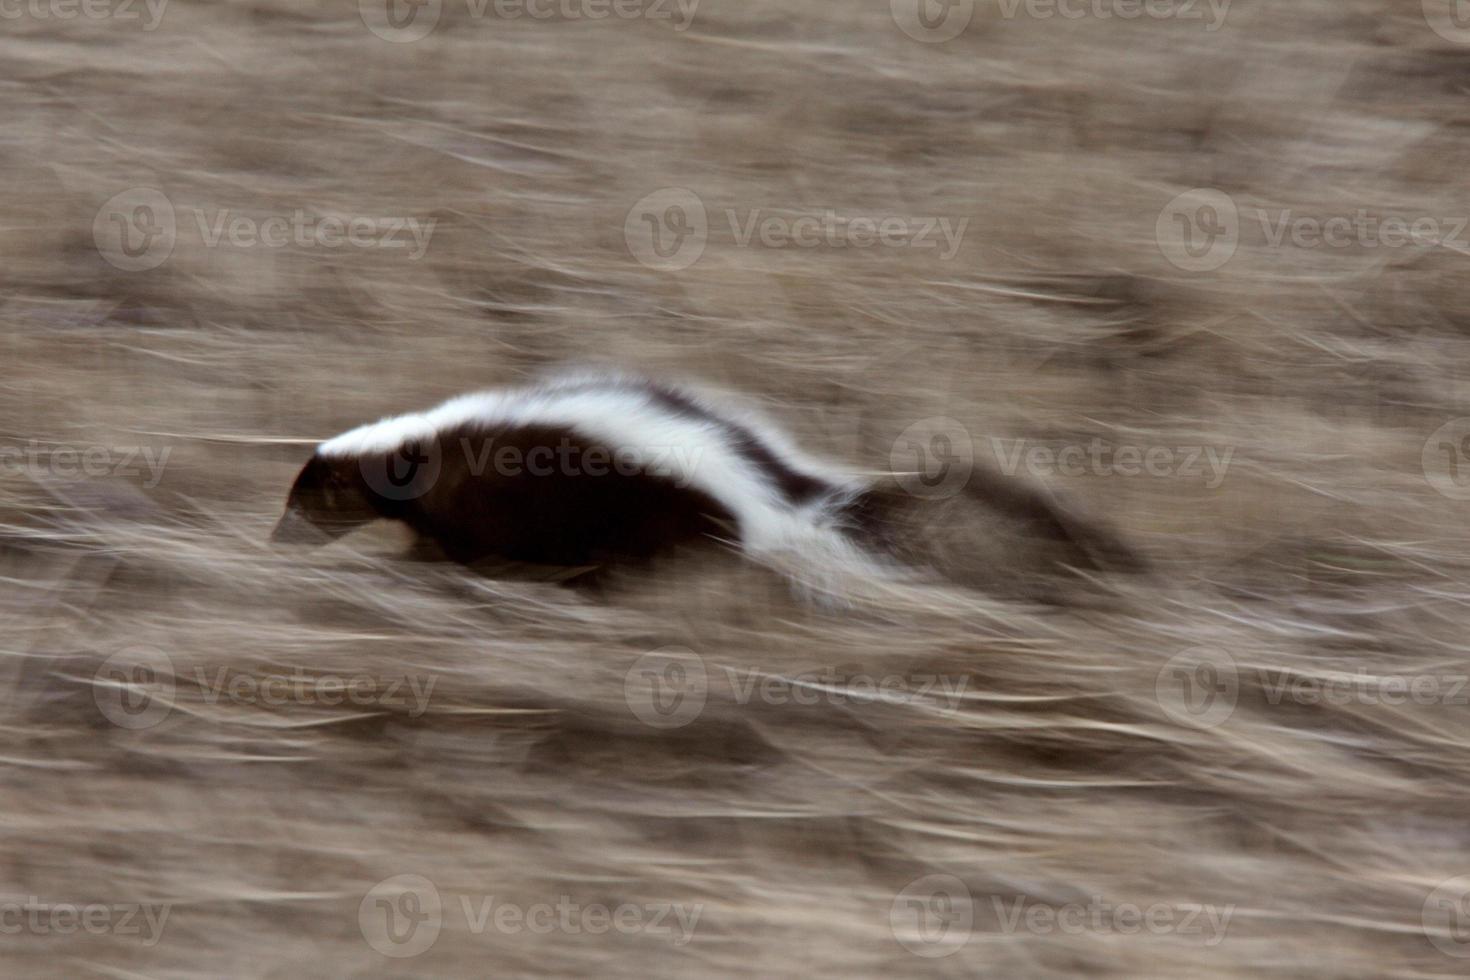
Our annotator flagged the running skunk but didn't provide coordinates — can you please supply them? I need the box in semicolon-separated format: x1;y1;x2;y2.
271;373;1137;591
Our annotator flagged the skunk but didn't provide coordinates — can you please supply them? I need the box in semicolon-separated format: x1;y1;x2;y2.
271;373;1137;592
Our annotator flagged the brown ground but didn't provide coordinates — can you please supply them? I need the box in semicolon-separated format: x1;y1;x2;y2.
5;0;1470;976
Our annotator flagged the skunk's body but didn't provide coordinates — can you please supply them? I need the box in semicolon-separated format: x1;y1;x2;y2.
272;373;1138;592
273;375;877;573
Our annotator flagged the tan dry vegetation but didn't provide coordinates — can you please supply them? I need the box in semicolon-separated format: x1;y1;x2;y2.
5;0;1470;976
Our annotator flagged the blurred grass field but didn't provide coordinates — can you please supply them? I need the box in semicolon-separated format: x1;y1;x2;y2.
6;0;1470;976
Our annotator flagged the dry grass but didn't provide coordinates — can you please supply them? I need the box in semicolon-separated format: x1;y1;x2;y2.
5;0;1470;976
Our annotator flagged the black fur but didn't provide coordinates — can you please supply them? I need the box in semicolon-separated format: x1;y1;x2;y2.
273;422;737;567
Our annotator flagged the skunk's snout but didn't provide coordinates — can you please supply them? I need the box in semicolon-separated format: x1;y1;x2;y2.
269;508;329;548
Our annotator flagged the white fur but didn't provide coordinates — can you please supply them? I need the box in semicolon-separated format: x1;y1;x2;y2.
317;375;890;581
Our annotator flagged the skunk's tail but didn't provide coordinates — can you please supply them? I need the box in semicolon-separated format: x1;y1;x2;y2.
833;464;1147;595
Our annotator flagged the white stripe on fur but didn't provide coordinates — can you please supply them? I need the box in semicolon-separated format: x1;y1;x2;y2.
317;375;886;576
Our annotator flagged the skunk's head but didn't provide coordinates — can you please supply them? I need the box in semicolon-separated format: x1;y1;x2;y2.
270;453;381;547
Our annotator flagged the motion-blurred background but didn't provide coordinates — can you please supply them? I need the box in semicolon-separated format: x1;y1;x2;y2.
5;0;1470;975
